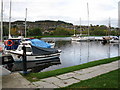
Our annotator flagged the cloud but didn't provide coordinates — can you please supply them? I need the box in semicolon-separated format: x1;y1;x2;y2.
1;0;119;27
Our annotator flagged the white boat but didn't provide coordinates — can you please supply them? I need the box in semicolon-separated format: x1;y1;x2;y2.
9;41;61;63
102;36;120;43
94;37;103;41
71;34;88;41
46;41;55;48
110;39;120;43
77;37;88;41
49;43;55;48
71;35;81;41
3;36;30;54
109;37;120;43
71;25;82;41
3;37;55;54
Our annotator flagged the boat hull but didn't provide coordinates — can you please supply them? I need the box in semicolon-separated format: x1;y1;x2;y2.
10;52;61;62
12;57;61;71
110;40;120;43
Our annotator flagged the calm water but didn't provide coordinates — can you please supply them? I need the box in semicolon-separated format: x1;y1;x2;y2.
41;37;120;72
1;37;120;72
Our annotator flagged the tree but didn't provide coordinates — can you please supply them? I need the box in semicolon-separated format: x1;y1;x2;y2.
3;26;9;36
53;27;70;35
27;28;42;36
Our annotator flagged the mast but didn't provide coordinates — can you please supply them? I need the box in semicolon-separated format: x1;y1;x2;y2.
108;17;111;36
87;2;90;61
25;8;27;38
79;17;82;62
9;0;12;38
108;17;111;58
73;26;76;36
1;0;3;42
79;18;82;36
87;2;90;37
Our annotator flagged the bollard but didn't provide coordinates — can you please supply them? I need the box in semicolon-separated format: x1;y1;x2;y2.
22;45;27;74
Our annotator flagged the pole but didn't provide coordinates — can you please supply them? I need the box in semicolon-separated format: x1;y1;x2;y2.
87;2;90;61
87;3;90;37
74;26;75;36
22;45;27;74
25;8;27;38
9;0;12;38
108;17;111;58
1;0;3;42
118;36;120;56
79;18;82;62
80;18;82;36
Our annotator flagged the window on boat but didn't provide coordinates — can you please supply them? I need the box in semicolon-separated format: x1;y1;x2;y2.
26;47;32;52
14;40;19;45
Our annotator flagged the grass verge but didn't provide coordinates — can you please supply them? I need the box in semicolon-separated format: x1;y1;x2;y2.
27;35;71;38
23;56;120;82
61;69;119;89
41;35;71;37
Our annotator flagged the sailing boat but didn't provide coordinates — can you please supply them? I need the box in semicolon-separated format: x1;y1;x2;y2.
3;1;30;54
71;26;81;41
71;19;88;41
109;36;120;43
3;2;54;54
101;18;117;44
77;18;88;42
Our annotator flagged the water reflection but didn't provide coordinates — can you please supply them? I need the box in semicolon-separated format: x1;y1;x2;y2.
1;37;120;72
11;58;61;72
42;38;120;72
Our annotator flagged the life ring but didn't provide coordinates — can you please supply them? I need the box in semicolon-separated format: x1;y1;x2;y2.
6;40;14;46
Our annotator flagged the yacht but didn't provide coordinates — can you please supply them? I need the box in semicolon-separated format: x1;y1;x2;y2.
9;40;61;63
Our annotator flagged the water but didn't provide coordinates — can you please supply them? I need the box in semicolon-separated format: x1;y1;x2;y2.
41;37;120;72
1;37;119;72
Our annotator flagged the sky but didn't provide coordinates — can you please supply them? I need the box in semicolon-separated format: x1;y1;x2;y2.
1;0;120;27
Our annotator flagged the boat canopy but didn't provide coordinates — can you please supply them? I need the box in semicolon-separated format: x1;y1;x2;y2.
31;45;58;55
30;39;51;48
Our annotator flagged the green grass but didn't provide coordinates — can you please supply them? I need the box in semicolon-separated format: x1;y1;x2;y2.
23;56;120;82
27;35;71;38
62;69;119;89
42;35;71;37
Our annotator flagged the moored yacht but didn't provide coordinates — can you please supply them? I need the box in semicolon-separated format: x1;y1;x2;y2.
9;40;61;63
109;36;120;43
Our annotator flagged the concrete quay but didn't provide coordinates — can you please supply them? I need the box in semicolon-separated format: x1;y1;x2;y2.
2;60;119;88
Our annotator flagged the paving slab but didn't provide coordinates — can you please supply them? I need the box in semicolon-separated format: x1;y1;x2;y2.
74;68;94;75
2;72;36;88
33;80;59;88
53;78;80;87
73;73;93;80
56;72;76;79
41;77;61;83
89;69;108;77
74;65;103;75
103;66;118;72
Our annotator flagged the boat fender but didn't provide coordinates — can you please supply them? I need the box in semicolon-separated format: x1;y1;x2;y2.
6;40;14;46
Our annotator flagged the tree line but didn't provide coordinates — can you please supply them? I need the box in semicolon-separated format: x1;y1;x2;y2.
3;25;120;38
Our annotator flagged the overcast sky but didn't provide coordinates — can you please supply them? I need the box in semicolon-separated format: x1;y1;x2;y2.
1;0;120;27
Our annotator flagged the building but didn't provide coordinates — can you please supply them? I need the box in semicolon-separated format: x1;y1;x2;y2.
118;1;120;28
